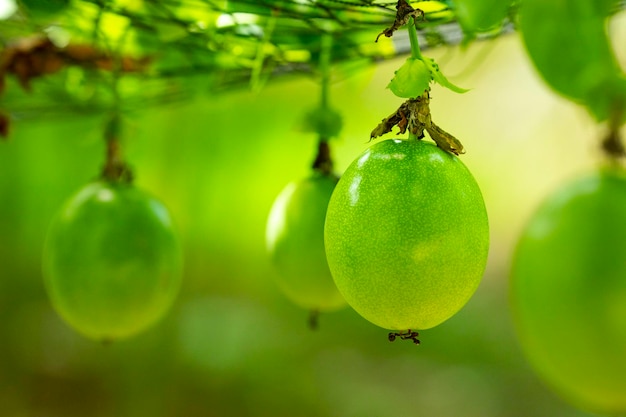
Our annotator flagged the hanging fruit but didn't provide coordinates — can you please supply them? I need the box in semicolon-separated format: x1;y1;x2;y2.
324;1;488;344
42;116;182;342
324;138;488;336
266;164;346;325
266;34;345;328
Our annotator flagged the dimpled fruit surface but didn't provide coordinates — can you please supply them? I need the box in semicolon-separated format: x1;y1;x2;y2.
266;172;345;311
324;139;489;330
43;181;182;342
511;170;626;415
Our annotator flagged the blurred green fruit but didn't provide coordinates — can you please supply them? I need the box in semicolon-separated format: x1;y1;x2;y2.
324;139;489;330
511;170;626;415
266;172;345;312
43;181;182;342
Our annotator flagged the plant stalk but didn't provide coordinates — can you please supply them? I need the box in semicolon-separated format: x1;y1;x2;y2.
407;17;423;60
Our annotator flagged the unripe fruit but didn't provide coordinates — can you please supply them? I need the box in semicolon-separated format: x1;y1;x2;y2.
43;181;182;342
325;139;489;330
512;170;626;415
266;172;345;312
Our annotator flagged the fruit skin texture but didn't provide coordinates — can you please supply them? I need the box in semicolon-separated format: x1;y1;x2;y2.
324;139;489;330
266;172;345;311
43;181;182;342
511;170;626;415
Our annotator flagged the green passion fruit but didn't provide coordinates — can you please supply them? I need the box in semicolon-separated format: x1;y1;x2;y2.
43;181;182;342
511;170;626;415
266;172;346;313
324;139;489;331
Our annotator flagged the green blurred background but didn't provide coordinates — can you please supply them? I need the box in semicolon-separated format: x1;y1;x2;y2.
0;28;614;416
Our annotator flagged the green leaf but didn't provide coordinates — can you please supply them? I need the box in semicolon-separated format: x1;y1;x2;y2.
519;0;626;121
388;58;431;98
423;57;469;93
388;57;468;98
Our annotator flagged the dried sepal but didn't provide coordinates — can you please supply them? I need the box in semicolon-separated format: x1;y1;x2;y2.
371;105;404;139
370;91;465;155
425;122;464;155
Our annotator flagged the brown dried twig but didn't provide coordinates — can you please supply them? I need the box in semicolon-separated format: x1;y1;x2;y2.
375;0;425;42
0;36;151;93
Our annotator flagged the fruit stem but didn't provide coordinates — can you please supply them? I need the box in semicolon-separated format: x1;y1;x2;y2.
310;33;337;176
407;17;423;60
311;140;334;176
101;113;133;183
601;103;626;160
407;14;428;142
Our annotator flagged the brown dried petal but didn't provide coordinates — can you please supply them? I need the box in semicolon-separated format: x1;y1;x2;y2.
425;122;465;155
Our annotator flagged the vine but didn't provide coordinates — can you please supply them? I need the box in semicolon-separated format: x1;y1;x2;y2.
0;0;516;122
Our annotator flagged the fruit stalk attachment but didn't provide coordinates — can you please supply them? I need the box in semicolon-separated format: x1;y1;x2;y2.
101;113;133;183
601;105;626;160
371;0;466;154
305;33;342;176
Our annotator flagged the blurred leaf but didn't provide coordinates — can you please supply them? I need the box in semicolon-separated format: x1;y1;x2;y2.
452;0;511;39
519;0;626;121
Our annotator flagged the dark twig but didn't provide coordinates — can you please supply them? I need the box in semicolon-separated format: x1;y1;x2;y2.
376;0;425;42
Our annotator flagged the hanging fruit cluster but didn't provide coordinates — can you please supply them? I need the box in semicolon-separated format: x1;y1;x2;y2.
7;5;626;417
42;116;182;342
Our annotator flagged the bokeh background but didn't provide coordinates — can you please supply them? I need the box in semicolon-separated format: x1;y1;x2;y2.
0;18;621;416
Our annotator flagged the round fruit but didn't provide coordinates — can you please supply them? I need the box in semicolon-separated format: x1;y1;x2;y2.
43;181;182;342
324;139;489;330
266;172;345;312
511;169;626;415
